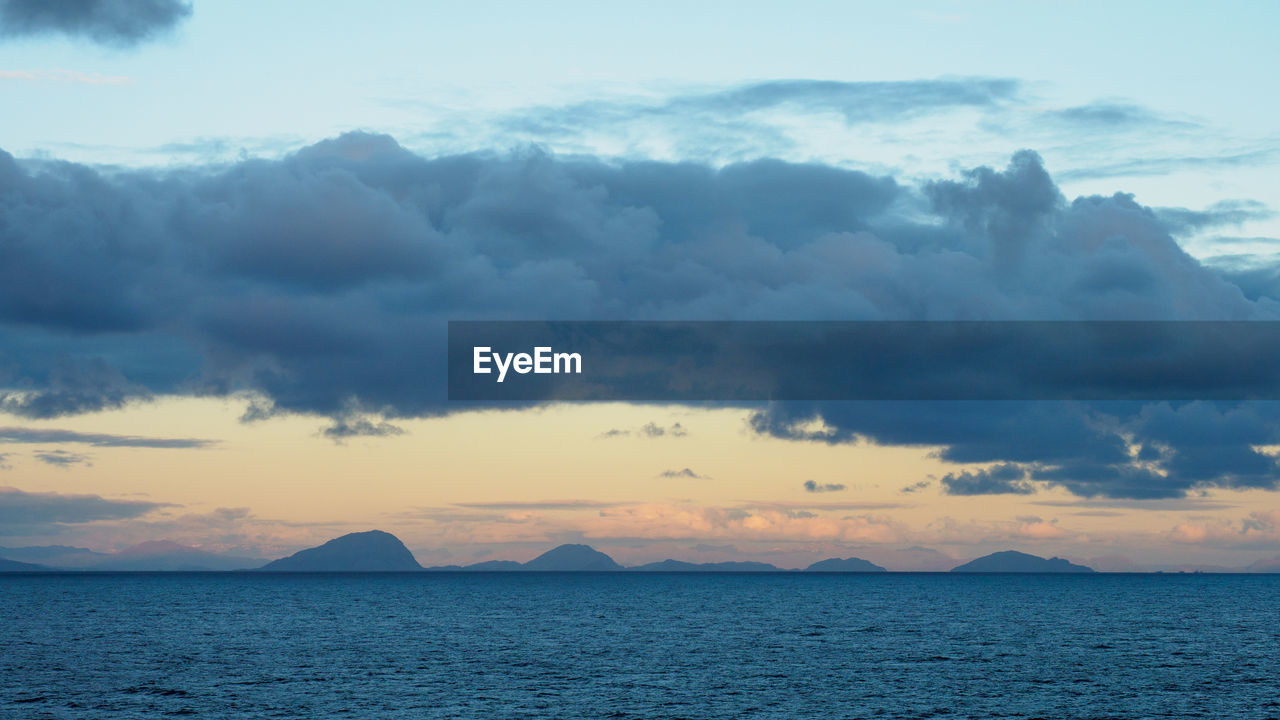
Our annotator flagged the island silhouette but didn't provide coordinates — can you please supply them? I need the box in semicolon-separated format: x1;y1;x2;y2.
0;530;1125;572
237;531;1092;573
950;550;1094;573
258;530;422;571
16;529;1225;573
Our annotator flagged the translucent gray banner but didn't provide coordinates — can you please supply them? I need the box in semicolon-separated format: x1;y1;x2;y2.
447;321;1280;401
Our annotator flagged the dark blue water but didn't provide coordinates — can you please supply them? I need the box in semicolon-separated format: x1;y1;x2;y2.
3;573;1279;719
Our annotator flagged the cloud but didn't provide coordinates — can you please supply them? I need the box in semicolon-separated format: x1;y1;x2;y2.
754;400;1280;499
1155;200;1273;237
803;480;846;493
3;135;1280;500
502;77;1019;138
0;426;213;448
320;415;405;441
659;468;706;480
642;422;686;438
598;422;687;439
1057;148;1280;181
1042;102;1197;131
1168;509;1280;550
34;449;91;467
666;78;1019;124
0;486;168;532
0;0;192;47
0;358;149;418
941;464;1035;495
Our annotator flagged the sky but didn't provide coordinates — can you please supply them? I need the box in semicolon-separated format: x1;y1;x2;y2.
2;1;1280;570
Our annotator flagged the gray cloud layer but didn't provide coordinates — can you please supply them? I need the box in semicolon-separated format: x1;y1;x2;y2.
0;486;168;533
2;134;1279;498
0;426;213;448
0;0;191;47
503;78;1020;139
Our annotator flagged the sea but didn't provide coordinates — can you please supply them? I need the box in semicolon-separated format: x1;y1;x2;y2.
3;572;1278;719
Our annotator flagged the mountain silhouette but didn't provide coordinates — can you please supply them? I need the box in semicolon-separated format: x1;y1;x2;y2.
0;542;262;571
464;560;524;571
951;550;1094;573
804;557;888;572
522;543;621;571
259;530;422;571
0;556;47;572
629;559;785;572
0;544;110;567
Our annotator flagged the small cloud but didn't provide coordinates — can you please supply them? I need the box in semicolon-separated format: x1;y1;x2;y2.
35;450;91;468
321;416;405;442
1042;102;1196;131
941;464;1035;496
803;480;846;493
659;468;707;480
599;422;687;439
0;426;214;448
901;480;931;494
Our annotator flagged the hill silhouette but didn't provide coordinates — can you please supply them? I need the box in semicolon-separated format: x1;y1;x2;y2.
463;560;525;571
627;558;783;568
804;557;888;572
0;542;262;570
0;556;47;572
259;530;422;571
522;544;622;571
951;550;1094;573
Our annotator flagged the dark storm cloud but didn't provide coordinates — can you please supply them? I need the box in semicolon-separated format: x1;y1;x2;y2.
753;400;1280;500
0;426;213;448
0;358;149;418
3;134;1280;499
0;0;192;47
0;486;166;530
1211;259;1280;303
941;464;1033;496
803;481;846;493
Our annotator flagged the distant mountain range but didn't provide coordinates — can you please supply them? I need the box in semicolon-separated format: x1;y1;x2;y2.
951;550;1094;573
0;556;47;571
0;541;265;571
8;531;1280;573
805;557;888;572
259;530;421;571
